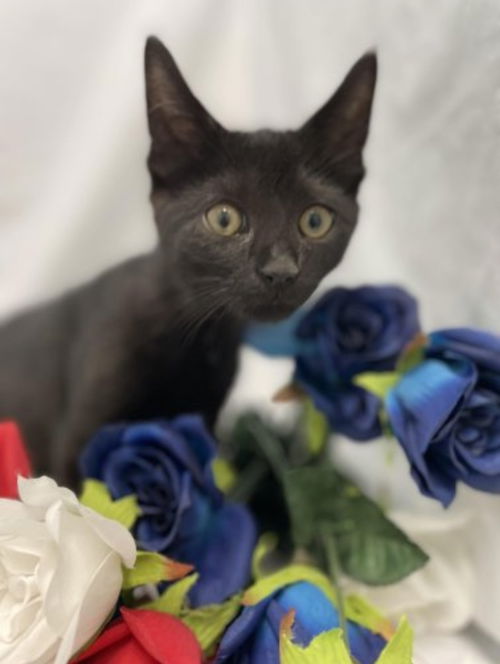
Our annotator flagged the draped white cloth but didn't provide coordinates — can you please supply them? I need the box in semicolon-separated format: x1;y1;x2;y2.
1;0;500;660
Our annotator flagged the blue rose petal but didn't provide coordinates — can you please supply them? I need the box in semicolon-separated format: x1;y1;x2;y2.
171;414;218;474
124;419;216;492
278;582;385;664
189;502;257;607
80;417;256;604
215;581;386;664
292;285;420;442
79;422;128;478
135;472;192;552
386;340;500;506
296;286;420;379
298;370;382;441
216;600;272;662
249;600;312;664
387;359;476;451
430;328;500;373
387;358;476;505
278;582;338;637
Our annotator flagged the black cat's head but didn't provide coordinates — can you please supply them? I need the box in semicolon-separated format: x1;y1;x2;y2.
145;37;377;322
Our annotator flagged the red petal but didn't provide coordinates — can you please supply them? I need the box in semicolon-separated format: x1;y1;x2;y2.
72;619;158;664
121;608;202;664
0;421;32;498
72;620;130;661
94;639;157;664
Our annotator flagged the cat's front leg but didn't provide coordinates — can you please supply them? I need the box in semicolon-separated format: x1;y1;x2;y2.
50;335;136;487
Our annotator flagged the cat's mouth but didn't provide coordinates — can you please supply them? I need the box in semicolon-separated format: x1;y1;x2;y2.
241;293;303;322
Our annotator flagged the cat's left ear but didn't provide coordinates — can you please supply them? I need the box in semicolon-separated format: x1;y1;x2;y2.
145;37;223;186
299;53;377;194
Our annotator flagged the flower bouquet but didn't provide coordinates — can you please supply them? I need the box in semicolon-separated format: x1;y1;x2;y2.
1;283;499;663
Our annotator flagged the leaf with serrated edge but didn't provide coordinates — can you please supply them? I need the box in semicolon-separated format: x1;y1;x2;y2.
345;594;394;640
122;551;193;590
284;467;428;585
375;617;413;663
212;457;237;493
244;561;394;641
181;595;241;654
80;479;141;530
243;564;337;606
353;372;400;401
279;610;351;664
252;532;279;580
143;573;199;616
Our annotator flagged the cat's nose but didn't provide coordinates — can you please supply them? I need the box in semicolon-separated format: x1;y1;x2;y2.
257;253;299;286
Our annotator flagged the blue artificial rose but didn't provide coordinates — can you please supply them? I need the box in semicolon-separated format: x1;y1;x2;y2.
294;286;420;440
215;581;386;664
429;328;500;374
387;342;500;506
80;415;257;606
298;376;383;441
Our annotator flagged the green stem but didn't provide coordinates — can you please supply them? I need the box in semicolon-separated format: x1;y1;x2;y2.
322;531;351;656
245;415;288;481
228;458;268;502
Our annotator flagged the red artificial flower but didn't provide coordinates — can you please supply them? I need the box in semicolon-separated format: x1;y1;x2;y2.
73;608;202;664
0;420;32;498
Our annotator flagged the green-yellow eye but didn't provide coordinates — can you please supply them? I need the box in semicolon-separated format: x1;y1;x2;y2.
205;203;243;237
298;205;335;239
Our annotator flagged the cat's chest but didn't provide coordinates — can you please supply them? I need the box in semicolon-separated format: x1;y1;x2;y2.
127;316;242;424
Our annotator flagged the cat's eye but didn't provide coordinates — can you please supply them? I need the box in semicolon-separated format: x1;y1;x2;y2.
298;205;335;239
205;203;243;237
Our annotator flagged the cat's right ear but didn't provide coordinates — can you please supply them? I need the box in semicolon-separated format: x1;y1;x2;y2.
299;53;377;195
145;37;223;186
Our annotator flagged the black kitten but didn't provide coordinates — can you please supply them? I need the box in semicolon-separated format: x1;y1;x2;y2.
0;38;377;486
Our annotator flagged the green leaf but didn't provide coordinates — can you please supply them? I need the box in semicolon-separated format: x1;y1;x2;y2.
122;551;194;590
143;573;199;615
353;372;400;401
279;610;351;664
243;564;337;606
229;412;288;481
303;399;329;456
181;595;241;654
283;467;428;585
345;594;394;640
212;457;237;493
376;617;413;663
80;479;140;530
244;560;395;638
252;532;279;580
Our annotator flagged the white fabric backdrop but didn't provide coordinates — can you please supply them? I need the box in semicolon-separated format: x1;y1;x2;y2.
1;0;500;660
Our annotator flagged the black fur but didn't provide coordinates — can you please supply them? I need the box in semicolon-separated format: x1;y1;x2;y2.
0;38;377;486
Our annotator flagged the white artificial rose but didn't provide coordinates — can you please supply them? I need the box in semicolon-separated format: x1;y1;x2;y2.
0;476;136;664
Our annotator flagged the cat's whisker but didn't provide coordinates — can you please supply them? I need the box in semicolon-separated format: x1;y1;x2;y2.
172;284;232;349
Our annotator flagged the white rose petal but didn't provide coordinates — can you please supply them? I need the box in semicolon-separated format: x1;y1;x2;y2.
54;551;123;664
80;506;137;569
0;476;137;664
17;477;78;516
1;618;59;664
